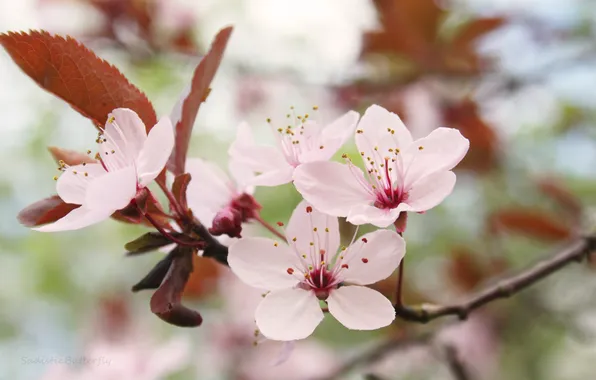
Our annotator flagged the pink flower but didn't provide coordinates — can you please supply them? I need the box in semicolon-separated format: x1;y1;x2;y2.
185;157;260;238
293;104;469;228
35;108;174;232
228;200;404;341
229;110;359;187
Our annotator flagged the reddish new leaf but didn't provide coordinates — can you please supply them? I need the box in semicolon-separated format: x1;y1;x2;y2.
489;208;573;242
48;146;96;166
182;255;221;299
451;18;505;52
150;246;202;327
447;247;486;292
536;177;583;221
172;173;191;212
168;26;233;175
17;195;79;227
0;30;157;130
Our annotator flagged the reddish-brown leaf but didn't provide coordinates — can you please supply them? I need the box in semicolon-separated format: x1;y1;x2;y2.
150;246;203;327
489;208;573;242
451;17;505;52
0;30;157;130
536;177;583;222
182;255;221;299
17;195;79;227
443;99;500;173
48;146;96;166
168;26;233;175
447;247;486;292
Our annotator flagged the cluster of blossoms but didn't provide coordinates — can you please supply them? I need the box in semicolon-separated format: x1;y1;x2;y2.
33;103;468;342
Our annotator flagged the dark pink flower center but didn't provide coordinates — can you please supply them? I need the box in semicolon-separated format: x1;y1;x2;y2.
373;187;409;210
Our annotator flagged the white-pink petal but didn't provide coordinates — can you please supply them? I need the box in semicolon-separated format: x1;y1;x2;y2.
251;166;295;187
346;204;402;228
109;108;148;156
327;286;395;330
293;162;374;217
84;166;137;211
228;237;302;290
255;288;324;341
33;206;113;232
356;104;413;157
136;116;175;186
400;127;469;189
186;158;234;218
341;229;405;285
228;158;254;193
56;163;105;205
285;200;340;260
400;170;456;212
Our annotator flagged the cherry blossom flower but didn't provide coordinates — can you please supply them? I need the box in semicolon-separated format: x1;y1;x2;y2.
228;200;404;341
293;104;469;228
185;157;259;238
35;108;174;232
229;109;359;187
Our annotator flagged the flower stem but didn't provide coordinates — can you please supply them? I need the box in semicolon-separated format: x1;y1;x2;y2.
157;180;186;220
141;206;204;248
253;213;287;242
394;219;405;307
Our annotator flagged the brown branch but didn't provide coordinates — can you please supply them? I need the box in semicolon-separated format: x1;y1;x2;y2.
395;235;596;323
443;344;472;380
320;332;433;380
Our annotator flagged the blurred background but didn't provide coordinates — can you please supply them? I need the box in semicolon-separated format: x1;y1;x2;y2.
1;0;596;379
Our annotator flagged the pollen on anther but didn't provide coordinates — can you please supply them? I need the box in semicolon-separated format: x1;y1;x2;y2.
266;118;271;123
286;268;294;275
341;153;348;159
84;172;88;177
107;116;115;124
362;258;369;263
53;176;58;181
304;273;311;279
309;242;314;246
274;242;278;247
312;105;319;110
313;227;318;232
302;254;307;259
325;228;329;232
374;146;378;151
72;171;78;174
86;150;92;154
306;206;313;213
356;129;363;134
341;246;346;251
111;150;115;154
360;151;364;156
362;237;368;243
292;237;297;242
418;146;424;150
319;145;324;149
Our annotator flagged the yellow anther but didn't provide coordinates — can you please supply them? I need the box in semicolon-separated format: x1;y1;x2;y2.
304;273;311;279
72;171;77;174
356;129;363;134
86;150;92;154
374;146;378;151
277;128;283;132
319;145;324;149
286;114;291;118
396;148;400;153
84;172;88;177
107;116;115;124
313;227;318;232
274;242;278;247
341;153;348;159
266;118;271;123
341;246;346;251
304;113;309;118
292;237;297;242
325;228;329;232
320;261;325;266
339;255;344;259
312;106;319;110
418;146;424;150
302;254;307;258
53;176;58;181
111;150;115;154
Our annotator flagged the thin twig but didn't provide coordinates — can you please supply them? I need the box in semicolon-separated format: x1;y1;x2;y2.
443;344;472;380
320;332;434;380
395;236;596;323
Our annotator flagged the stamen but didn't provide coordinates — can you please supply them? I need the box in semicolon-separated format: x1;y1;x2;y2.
361;258;369;263
286;268;294;275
